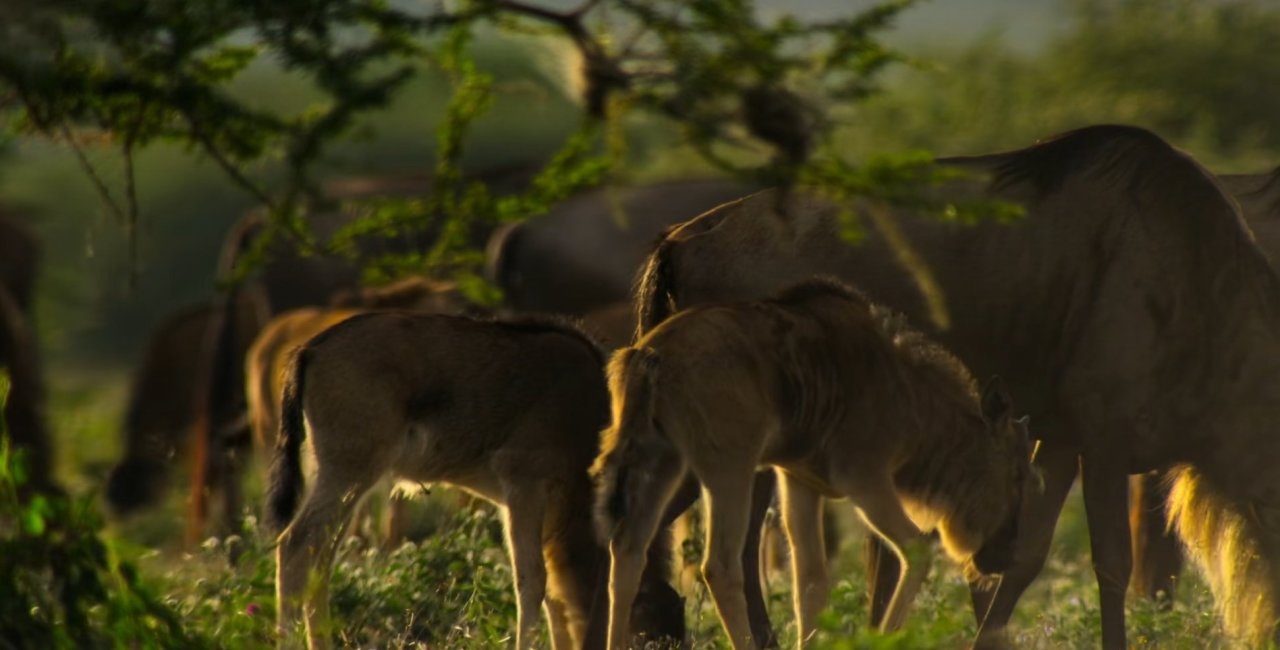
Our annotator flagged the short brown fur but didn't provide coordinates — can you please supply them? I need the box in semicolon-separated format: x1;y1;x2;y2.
266;312;683;650
593;278;1033;650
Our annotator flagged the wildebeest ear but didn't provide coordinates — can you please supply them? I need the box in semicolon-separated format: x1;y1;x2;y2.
981;376;1013;424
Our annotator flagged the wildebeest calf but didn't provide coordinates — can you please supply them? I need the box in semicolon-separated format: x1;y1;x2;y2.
266;313;684;650
593;278;1035;650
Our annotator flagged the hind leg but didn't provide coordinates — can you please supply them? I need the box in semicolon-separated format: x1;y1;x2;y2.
545;597;575;650
973;442;1078;648
276;470;375;650
778;471;828;649
1129;471;1181;604
699;470;760;650
608;459;688;650
744;471;780;648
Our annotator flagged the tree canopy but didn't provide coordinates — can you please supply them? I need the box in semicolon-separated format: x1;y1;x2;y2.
1;0;1023;327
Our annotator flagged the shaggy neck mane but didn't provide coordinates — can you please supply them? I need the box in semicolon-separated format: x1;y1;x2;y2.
882;320;1007;549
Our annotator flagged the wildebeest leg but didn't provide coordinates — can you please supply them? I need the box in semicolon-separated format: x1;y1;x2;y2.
700;472;760;650
384;493;408;550
276;470;375;650
503;486;549;650
838;472;931;633
1081;454;1131;650
744;471;779;648
864;536;898;628
973;442;1078;648
544;597;575;650
608;460;688;650
1129;470;1181;605
778;471;828;649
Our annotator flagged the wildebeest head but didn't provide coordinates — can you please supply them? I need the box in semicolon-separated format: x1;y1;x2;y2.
969;377;1035;577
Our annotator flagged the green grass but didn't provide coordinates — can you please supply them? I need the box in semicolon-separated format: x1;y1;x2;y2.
9;367;1231;649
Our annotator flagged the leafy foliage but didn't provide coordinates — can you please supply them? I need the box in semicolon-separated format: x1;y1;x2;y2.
0;0;1006;299
0;374;197;649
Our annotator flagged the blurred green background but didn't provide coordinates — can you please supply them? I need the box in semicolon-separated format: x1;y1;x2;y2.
4;0;1279;491
7;0;1278;365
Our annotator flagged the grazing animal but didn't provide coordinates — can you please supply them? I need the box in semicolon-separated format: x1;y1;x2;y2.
266;313;684;650
105;292;267;516
593;279;1033;650
0;209;50;491
185;167;538;541
635;125;1280;648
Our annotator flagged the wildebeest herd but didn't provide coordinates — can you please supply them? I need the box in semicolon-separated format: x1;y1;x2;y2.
9;124;1280;649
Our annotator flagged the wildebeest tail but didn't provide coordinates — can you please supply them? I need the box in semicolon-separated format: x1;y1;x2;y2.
590;346;667;543
265;347;309;533
1167;466;1278;646
634;238;678;342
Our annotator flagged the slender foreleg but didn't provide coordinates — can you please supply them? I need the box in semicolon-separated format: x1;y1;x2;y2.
973;441;1079;649
837;472;930;633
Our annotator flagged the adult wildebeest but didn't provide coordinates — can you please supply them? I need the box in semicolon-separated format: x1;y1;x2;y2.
0;284;49;491
0;208;50;490
485;179;757;315
105;292;267;516
593;279;1033;650
635;125;1280;648
266;313;684;650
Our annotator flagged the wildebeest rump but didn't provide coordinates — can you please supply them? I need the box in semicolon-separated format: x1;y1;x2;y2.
635;125;1280;648
267;313;684;650
486;179;758;315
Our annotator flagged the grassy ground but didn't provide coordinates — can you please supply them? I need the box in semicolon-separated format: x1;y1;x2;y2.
41;365;1230;649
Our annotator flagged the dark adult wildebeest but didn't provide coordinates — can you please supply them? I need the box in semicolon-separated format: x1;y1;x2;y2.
267;314;684;650
0;208;50;491
485;179;758;315
635;125;1280;648
593;279;1033;650
105;292;267;517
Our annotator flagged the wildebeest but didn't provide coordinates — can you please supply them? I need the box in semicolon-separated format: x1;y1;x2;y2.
485;179;758;315
634;125;1280;648
0;209;50;490
180;168;540;542
592;279;1033;650
266;313;684;650
105;292;268;516
0;208;39;317
244;277;471;544
0;283;49;491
